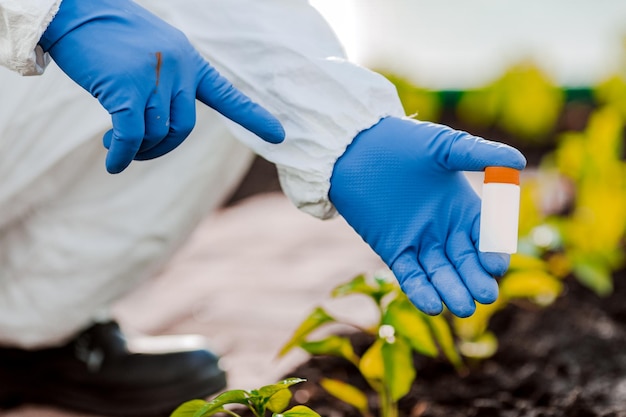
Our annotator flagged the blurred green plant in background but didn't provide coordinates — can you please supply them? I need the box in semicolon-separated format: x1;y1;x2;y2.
548;106;626;295
456;62;565;143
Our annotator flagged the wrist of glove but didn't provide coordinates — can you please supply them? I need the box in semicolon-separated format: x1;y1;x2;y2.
329;116;526;318
40;0;284;174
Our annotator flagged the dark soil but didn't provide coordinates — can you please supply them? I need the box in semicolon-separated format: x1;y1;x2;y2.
282;273;626;417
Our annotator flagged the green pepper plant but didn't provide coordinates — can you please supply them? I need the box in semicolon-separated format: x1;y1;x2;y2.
170;378;320;417
279;273;464;417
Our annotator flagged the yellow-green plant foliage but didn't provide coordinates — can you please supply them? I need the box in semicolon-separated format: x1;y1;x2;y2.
551;106;626;295
457;62;564;142
595;75;626;119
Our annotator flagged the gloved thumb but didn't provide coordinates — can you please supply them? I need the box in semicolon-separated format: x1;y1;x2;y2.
196;63;285;144
414;120;526;172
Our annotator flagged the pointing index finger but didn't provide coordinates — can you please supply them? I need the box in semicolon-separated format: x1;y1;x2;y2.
196;63;285;144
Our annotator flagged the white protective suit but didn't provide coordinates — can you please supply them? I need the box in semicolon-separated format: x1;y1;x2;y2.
0;0;404;348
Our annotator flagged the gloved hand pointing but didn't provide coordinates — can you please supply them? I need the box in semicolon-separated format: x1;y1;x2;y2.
329;117;526;318
39;0;285;174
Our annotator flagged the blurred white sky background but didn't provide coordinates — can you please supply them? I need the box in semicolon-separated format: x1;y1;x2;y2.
310;0;626;89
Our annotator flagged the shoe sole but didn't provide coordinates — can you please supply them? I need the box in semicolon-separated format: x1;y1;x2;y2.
2;367;226;417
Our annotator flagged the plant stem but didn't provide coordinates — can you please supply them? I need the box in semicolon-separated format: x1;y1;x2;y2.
222;409;243;417
250;405;263;417
378;387;398;417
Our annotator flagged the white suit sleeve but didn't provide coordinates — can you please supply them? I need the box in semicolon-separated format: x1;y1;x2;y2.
156;0;406;219
0;0;60;75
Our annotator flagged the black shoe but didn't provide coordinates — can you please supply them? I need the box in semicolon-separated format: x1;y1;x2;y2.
0;321;227;416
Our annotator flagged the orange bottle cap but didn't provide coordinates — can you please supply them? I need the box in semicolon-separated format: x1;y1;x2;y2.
484;166;520;185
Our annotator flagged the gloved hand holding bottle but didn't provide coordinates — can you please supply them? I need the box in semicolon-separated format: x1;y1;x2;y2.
329;117;526;318
38;0;285;174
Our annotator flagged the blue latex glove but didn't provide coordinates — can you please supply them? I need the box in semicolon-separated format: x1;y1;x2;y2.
39;0;284;174
329;117;526;317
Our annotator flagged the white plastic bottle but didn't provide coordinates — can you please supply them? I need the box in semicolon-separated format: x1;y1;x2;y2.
479;166;521;254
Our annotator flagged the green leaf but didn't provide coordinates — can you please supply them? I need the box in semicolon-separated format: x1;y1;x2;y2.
170;400;210;417
381;337;416;401
188;390;250;417
279;308;336;356
500;270;563;304
359;339;385;382
258;378;307;399
267;389;292;413
383;298;438;357
572;260;613;296
332;274;379;298
424;314;464;370
458;331;499;359
277;405;322;417
332;274;395;304
320;378;370;417
205;390;249;407
300;336;358;364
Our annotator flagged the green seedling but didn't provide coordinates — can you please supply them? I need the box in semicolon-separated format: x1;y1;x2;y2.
170;378;320;417
280;273;464;417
